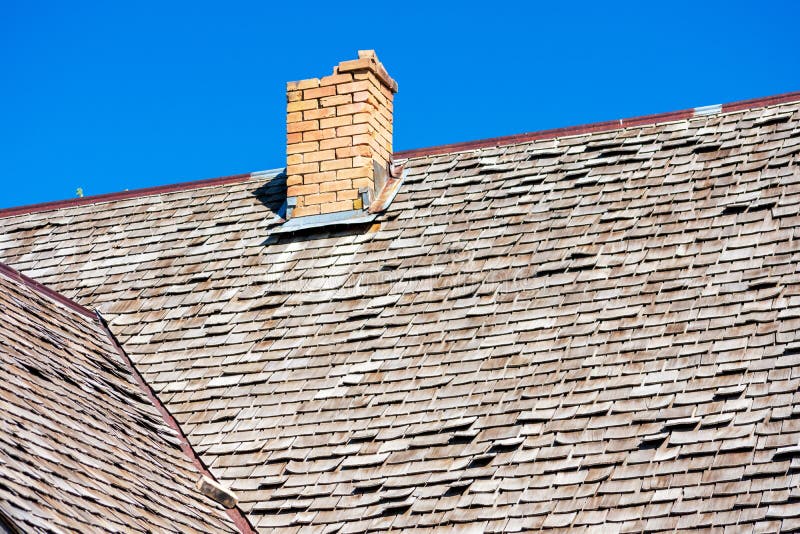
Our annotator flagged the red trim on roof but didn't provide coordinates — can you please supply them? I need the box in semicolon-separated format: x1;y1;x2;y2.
0;172;257;219
394;90;800;160
95;313;257;534
0;262;97;320
721;91;800;112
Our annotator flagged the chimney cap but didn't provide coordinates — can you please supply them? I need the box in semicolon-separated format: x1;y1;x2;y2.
336;50;398;93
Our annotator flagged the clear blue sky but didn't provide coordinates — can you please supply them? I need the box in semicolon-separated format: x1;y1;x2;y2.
1;1;798;209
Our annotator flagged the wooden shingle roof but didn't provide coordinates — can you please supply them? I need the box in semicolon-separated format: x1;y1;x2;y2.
1;95;800;532
0;264;241;533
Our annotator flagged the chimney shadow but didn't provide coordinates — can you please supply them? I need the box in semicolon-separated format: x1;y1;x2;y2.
252;172;287;215
251;172;377;246
260;221;376;246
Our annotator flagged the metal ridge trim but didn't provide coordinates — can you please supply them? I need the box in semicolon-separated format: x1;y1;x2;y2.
394;90;800;160
94;312;257;534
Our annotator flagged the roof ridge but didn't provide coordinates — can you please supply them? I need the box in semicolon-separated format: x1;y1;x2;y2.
0;262;97;320
1;90;797;219
0;169;281;219
394;90;800;160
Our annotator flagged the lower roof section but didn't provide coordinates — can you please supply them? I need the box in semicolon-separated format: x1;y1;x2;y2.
0;263;242;533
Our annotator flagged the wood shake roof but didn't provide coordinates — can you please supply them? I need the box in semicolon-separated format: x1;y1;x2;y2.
0;264;240;533
1;95;800;532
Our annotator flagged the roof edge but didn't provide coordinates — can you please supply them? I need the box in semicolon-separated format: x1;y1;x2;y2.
0;262;97;320
0;170;281;219
394;90;800;160
95;312;257;534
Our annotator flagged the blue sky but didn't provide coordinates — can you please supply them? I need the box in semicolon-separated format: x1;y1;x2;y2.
1;1;798;208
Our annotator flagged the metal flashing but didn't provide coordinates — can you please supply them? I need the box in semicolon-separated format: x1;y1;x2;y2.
369;165;406;214
276;164;405;234
694;104;722;116
273;209;377;234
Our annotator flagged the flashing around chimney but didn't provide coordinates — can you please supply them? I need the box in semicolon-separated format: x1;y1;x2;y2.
275;164;405;235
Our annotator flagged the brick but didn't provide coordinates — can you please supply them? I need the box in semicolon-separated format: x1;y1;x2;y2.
319;180;352;193
352;134;374;146
319;200;354;214
321;95;351;107
352;91;377;104
352;112;372;125
320;159;352;172
287;184;319;197
337;166;372;180
287;100;318;113
286;174;303;186
336;81;371;95
336;58;373;73
286;162;318;175
319;73;352;86
303;107;336;121
286;120;318;134
320;116;351;130
303;86;336;100
291;205;320;217
336;145;372;159
303;192;337;206
320;137;351;150
303;150;336;163
302;128;335;142
286;141;318;155
302;171;337;184
336;102;373;116
287;78;319;90
336;189;359;201
336;102;375;116
379;83;394;100
352;155;371;168
352;178;373;189
283;53;396;219
286;132;303;145
336;124;370;137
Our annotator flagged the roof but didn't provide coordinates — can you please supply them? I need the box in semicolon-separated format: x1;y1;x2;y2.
0;263;242;533
1;93;800;532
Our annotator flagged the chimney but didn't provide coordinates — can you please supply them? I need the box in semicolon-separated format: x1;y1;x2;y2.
285;50;398;219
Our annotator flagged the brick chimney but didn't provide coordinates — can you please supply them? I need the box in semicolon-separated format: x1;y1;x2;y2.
286;51;398;218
